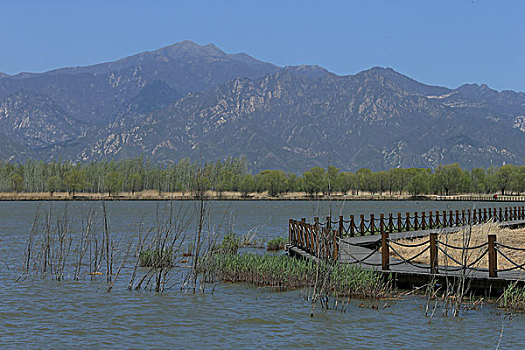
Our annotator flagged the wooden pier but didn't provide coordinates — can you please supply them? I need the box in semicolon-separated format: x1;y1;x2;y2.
288;205;525;294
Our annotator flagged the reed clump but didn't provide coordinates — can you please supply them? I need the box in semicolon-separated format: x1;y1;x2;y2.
139;248;174;268
267;237;287;251
206;253;391;298
214;232;240;255
499;283;525;311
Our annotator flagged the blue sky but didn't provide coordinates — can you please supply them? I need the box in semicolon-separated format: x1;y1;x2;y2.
1;0;524;91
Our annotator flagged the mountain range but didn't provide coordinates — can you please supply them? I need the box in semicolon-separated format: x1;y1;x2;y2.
1;40;524;172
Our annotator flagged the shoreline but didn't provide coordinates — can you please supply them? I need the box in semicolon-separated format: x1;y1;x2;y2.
0;191;523;202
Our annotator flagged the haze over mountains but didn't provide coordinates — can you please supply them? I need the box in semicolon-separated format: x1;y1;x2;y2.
1;40;524;172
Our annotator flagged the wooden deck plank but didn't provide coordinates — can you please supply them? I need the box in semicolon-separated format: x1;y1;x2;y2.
288;219;525;292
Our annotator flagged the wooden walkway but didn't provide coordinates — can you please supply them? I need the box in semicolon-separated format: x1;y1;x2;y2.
289;219;525;294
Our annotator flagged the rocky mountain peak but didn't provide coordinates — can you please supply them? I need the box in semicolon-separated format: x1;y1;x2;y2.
0;42;524;171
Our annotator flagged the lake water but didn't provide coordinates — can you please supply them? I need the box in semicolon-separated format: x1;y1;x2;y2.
0;200;523;349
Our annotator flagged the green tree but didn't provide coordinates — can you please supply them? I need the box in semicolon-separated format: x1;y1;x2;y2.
324;166;340;194
105;171;124;196
129;173;143;194
408;170;431;195
47;175;61;195
356;168;373;195
302;167;325;196
63;169;86;196
10;173;24;193
216;170;235;195
470;168;486;194
258;170;287;197
191;168;211;199
496;164;517;195
435;164;463;195
335;172;354;194
239;174;255;197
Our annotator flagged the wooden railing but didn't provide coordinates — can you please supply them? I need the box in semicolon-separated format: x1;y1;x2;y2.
317;206;524;237
381;231;525;278
436;195;525;202
289;205;525;264
288;218;339;261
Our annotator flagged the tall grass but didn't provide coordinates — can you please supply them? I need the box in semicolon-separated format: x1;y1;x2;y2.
203;252;391;299
267;237;287;251
499;283;525;311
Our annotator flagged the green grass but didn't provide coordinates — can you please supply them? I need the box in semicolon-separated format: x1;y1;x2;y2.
207;252;391;298
499;284;525;310
139;248;174;268
267;237;287;251
214;232;240;255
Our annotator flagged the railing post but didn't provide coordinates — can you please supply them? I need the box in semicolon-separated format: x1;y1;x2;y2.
314;217;320;257
499;208;503;222
360;215;365;236
488;234;497;278
455;210;460;226
478;208;482;223
300;218;306;248
473;208;477;224
326;216;332;230
305;223;311;253
380;214;384;234
430;232;438;275
310;223;316;254
296;220;301;247
289;219;293;245
339;216;344;238
370;214;375;235
406;212;410;231
397;213;402;232
350;215;355;237
443;210;447;227
488;208;492;220
461;210;465;225
322;227;328;259
381;224;389;270
333;228;338;262
414;212;419;231
449;210;454;227
422;212;426;230
505;207;508;221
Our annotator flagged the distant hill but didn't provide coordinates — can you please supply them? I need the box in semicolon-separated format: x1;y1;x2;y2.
1;41;524;171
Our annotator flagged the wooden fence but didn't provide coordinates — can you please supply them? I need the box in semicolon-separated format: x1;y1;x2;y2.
288;218;339;261
381;231;525;278
289;205;525;265
317;206;524;237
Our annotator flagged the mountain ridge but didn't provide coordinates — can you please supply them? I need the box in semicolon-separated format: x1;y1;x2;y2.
1;41;524;172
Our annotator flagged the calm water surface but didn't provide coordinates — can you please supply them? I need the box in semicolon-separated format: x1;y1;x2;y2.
0;200;523;349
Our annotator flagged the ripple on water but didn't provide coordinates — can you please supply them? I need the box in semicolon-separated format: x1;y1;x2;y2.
0;201;524;349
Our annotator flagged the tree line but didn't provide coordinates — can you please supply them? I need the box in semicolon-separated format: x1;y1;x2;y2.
1;157;524;197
